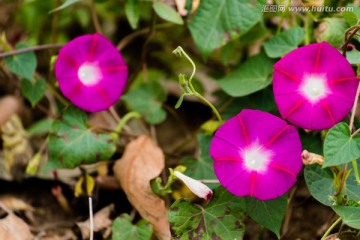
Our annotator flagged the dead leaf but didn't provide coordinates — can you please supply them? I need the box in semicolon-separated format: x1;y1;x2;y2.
1;114;33;180
0;203;34;240
0;195;34;212
0;96;21;127
76;204;113;239
302;150;324;165
113;135;170;240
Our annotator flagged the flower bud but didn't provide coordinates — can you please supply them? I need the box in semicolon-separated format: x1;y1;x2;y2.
174;171;213;200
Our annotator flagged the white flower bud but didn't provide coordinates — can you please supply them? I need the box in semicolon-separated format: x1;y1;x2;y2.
174;171;213;200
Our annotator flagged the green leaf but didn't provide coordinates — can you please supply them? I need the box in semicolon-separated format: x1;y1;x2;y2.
220;88;276;120
180;134;218;188
27;118;54;136
323;122;360;167
245;195;288;239
333;206;360;229
46;106;116;169
346;49;360;64
304;163;360;206
342;11;358;26
125;0;140;29
49;0;81;13
316;18;348;47
304;164;335;206
5;43;37;81
264;27;306;58
112;214;152;240
188;0;262;57
153;2;183;25
122;81;167;125
20;77;46;107
219;52;275;97
169;186;246;239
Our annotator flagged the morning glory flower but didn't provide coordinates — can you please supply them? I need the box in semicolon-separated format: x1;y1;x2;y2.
210;109;302;200
55;33;128;112
273;41;358;130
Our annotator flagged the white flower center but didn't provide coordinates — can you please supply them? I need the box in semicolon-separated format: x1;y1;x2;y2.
77;63;102;86
242;143;272;173
300;74;328;102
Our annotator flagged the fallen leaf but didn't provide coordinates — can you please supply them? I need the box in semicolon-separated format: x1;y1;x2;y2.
113;135;170;240
77;204;114;239
1;114;33;180
0;195;34;212
0;203;34;240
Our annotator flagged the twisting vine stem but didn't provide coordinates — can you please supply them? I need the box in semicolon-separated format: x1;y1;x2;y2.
172;46;223;122
335;25;360;197
342;25;360;57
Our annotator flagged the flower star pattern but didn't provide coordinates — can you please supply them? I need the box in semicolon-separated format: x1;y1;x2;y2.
273;41;359;130
55;33;128;112
210;109;302;200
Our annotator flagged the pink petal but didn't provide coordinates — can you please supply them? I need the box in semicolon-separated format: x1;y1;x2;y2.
55;33;128;112
273;41;359;130
210;109;303;200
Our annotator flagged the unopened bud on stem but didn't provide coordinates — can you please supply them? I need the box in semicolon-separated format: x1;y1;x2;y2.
174;171;213;200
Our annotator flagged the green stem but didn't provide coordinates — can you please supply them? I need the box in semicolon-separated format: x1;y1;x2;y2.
111;111;141;141
352;160;360;185
117;22;173;51
173;46;196;92
194;92;223;122
304;13;313;45
89;0;102;34
321;217;342;240
173;46;223;122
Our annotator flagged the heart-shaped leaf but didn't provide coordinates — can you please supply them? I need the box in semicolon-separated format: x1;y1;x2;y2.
5;43;37;81
122;81;167;125
333;205;360;229
219;52;275;97
264;27;306;58
188;0;262;57
20;77;46;107
245;195;288;239
323;122;360;167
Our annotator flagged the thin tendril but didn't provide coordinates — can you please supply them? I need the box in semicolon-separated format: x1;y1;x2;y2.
173;46;223;122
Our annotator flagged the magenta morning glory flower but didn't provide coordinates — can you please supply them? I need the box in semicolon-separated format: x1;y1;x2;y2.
55;33;128;112
273;41;359;130
210;109;302;200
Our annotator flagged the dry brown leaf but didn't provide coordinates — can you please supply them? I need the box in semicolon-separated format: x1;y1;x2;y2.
302;150;324;165
76;204;114;239
0;195;34;212
0;203;34;240
0;96;21;127
113;135;170;240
